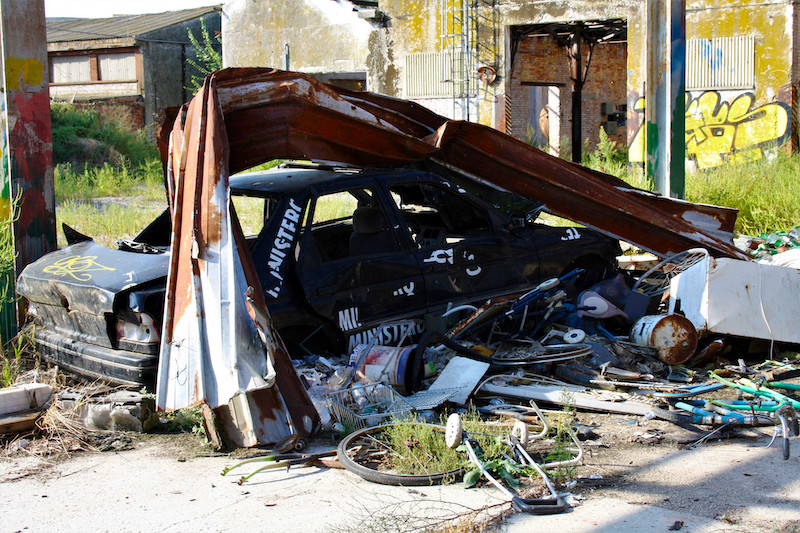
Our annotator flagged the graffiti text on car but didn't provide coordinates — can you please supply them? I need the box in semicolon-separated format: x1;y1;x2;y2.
338;306;363;332
347;321;424;352
393;282;416;297
43;255;116;282
265;198;302;298
561;228;581;241
423;249;454;264
464;252;482;277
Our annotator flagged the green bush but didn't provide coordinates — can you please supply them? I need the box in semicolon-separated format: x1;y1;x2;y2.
50;102;158;167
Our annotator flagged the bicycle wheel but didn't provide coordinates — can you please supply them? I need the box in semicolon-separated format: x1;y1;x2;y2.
632;248;708;297
337;424;464;486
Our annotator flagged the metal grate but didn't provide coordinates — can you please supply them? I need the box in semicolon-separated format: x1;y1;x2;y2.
686;35;754;91
405;52;454;98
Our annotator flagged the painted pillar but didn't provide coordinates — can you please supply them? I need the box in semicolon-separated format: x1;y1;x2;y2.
0;0;56;342
645;0;685;198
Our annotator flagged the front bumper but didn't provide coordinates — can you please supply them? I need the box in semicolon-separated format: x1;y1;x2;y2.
35;329;157;387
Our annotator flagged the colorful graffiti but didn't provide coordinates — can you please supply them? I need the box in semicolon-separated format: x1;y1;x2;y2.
629;90;790;169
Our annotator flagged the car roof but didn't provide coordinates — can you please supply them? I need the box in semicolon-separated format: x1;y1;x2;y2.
230;163;417;195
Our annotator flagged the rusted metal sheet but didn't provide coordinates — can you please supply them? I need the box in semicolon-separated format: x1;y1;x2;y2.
203;68;744;258
155;67;746;444
156;74;319;444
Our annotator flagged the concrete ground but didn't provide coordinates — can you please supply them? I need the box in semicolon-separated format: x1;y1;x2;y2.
1;418;799;533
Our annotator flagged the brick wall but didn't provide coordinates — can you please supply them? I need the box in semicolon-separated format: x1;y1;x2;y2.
509;34;627;153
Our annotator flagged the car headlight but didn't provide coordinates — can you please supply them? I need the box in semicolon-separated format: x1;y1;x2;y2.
116;312;160;344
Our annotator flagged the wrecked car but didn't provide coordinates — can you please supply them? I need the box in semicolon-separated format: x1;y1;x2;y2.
16;161;621;387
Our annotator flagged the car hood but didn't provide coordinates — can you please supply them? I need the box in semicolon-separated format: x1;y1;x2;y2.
17;241;169;315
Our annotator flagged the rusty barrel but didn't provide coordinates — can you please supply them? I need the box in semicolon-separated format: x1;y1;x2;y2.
630;314;699;365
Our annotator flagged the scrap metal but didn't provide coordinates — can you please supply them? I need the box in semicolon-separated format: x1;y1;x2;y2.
203;68;745;259
155;67;748;444
156;73;318;444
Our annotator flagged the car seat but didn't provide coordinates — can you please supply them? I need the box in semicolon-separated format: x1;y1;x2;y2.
350;206;396;256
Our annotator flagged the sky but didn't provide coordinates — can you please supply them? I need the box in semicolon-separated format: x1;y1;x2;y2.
44;0;222;18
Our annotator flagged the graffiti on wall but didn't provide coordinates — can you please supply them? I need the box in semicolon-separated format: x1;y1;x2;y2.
629;90;790;169
4;56;44;91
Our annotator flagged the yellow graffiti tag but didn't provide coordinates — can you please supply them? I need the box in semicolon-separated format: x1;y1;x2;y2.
630;91;790;169
43;256;116;281
686;92;788;169
4;56;44;90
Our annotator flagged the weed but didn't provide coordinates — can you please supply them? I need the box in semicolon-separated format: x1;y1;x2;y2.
685;151;800;235
55;161;164;203
186;18;222;94
160;406;208;441
56;199;165;248
583;129;631;179
544;389;578;481
0;327;39;387
382;417;463;478
0;197;18;346
580;133;800;236
51;102;158;167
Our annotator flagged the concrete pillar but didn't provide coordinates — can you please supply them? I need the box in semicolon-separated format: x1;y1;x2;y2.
0;0;56;341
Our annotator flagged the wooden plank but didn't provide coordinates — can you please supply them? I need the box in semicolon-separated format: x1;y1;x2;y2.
0;410;41;434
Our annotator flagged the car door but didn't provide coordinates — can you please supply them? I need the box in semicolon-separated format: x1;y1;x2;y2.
386;179;542;311
294;182;427;352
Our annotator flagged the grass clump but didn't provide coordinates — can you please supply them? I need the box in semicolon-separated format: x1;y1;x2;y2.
685;151;800;236
56;200;165;249
580;132;800;236
382;418;463;477
1;328;39;388
381;409;528;488
543;391;579;481
0;203;17;346
55;160;164;203
51;102;158;167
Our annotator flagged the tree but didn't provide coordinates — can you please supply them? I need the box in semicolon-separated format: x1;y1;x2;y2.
186;18;222;94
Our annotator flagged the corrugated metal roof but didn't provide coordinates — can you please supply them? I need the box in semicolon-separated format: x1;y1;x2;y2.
46;6;220;43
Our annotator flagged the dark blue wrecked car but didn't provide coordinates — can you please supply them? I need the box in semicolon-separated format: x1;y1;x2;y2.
16;162;621;386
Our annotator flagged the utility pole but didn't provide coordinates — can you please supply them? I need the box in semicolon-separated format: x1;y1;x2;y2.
645;0;686;198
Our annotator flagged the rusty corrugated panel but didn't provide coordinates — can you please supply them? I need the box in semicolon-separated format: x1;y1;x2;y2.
204;68;745;259
156;74;318;443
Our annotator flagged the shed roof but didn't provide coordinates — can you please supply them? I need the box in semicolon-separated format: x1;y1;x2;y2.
46;6;220;43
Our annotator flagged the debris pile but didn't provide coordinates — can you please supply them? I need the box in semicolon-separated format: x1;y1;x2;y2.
284;244;800;507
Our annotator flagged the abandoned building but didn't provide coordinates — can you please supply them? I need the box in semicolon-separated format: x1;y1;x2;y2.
221;0;796;171
46;6;222;130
